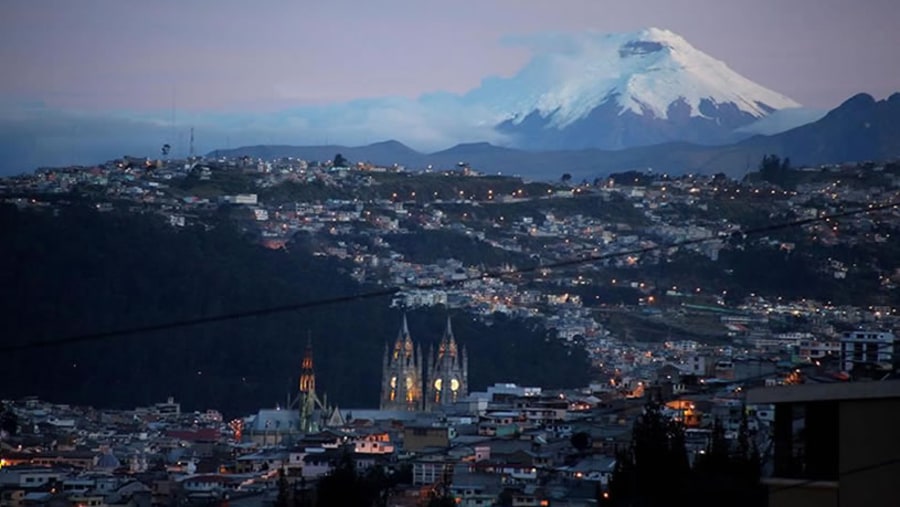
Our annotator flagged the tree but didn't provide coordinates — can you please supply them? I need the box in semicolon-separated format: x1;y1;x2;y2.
606;447;636;506
315;449;402;507
691;415;764;507
275;468;292;507
758;154;795;189
426;494;457;507
735;408;763;502
294;476;312;507
0;403;17;437
561;173;572;184
607;399;689;506
570;431;593;453
333;154;349;168
693;419;730;476
316;451;368;506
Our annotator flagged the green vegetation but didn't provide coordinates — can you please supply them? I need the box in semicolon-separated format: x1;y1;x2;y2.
175;168;257;198
332;153;349;168
384;228;532;267
605;401;762;507
312;451;385;507
606;241;898;309
745;157;900;191
435;192;648;227
756;154;796;189
0;204;589;415
259;180;357;203
259;172;555;205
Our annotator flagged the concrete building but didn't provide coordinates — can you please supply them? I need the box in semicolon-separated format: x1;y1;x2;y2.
840;330;895;373
747;380;900;507
402;426;453;453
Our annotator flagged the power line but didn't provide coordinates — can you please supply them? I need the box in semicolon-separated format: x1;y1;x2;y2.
419;199;900;283
2;200;897;354
0;287;399;352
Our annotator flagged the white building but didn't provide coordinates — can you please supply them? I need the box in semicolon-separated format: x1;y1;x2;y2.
840;330;896;372
797;339;840;360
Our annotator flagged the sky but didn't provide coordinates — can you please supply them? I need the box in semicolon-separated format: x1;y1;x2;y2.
1;0;898;171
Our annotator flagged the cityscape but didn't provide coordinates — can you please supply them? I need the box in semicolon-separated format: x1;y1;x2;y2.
3;1;900;507
2;150;899;507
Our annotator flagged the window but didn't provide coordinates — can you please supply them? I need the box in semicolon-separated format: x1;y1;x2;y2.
773;401;838;480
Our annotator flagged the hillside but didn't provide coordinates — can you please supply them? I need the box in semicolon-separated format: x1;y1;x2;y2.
0;204;589;415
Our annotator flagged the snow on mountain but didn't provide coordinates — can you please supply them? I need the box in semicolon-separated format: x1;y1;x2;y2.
462;28;800;129
204;28;804;152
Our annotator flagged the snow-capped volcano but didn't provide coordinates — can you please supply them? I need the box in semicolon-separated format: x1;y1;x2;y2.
455;28;802;150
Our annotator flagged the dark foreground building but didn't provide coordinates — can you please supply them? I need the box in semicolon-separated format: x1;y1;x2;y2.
747;380;900;507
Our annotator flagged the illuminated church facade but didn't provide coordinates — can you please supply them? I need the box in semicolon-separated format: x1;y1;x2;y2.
380;315;468;412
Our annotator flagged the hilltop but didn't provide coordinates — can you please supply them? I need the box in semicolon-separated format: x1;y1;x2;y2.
212;93;900;181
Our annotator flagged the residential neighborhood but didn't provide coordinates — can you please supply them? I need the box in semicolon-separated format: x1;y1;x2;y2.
3;155;900;506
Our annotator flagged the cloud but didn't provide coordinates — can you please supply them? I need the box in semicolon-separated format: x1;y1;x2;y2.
500;31;599;55
734;107;828;135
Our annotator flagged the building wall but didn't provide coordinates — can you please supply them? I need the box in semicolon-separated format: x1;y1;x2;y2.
840;331;895;371
403;427;450;453
766;395;900;507
767;485;836;507
838;397;900;507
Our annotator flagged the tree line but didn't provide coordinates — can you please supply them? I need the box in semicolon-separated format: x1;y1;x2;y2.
602;399;764;507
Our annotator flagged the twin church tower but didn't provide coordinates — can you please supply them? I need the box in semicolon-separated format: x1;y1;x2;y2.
380;315;469;411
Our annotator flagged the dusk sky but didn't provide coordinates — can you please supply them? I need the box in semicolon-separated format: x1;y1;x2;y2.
1;0;898;171
4;0;898;111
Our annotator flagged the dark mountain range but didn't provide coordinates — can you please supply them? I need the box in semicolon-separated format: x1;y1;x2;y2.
211;93;900;181
738;92;900;164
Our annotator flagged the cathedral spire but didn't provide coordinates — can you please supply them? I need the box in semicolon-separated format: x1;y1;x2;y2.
399;313;411;342
443;316;454;343
299;333;315;394
297;333;323;433
381;314;424;411
425;316;467;411
439;316;457;359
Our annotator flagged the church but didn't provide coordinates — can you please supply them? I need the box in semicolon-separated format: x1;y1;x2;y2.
380;315;469;412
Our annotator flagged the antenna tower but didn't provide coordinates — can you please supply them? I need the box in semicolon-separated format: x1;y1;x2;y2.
170;87;176;154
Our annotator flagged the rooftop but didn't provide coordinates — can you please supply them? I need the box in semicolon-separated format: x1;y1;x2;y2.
747;380;900;404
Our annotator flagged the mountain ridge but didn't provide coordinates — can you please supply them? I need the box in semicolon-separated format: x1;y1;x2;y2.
209;92;900;181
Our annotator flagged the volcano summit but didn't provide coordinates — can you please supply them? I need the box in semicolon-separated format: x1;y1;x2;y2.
471;28;802;149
